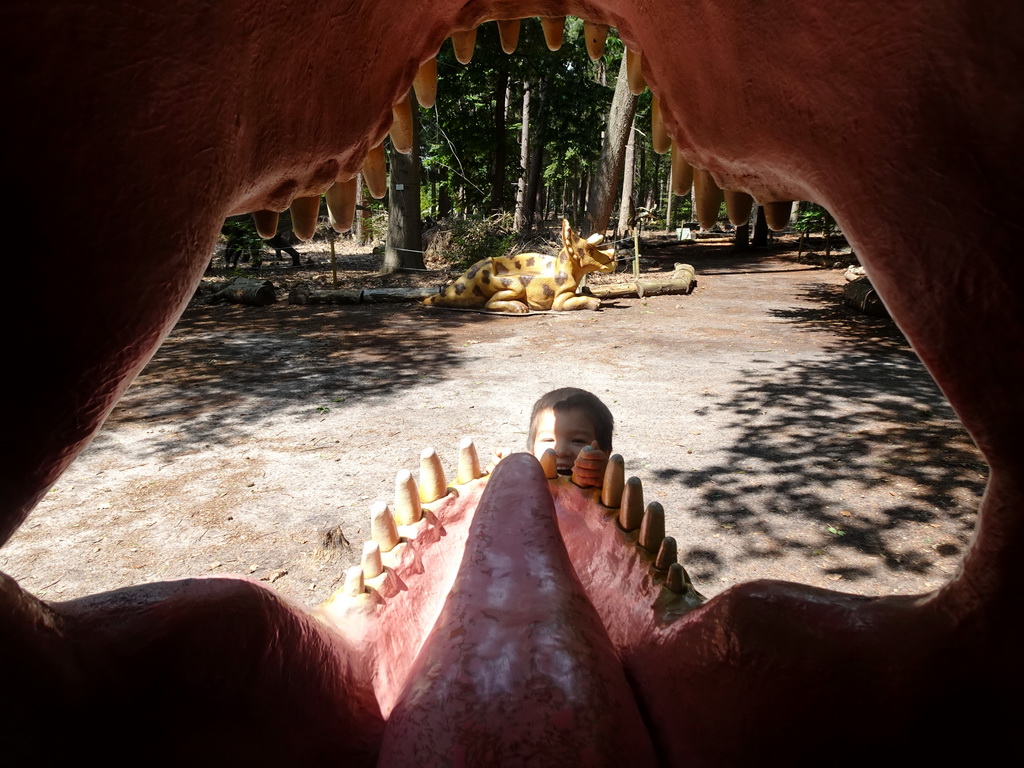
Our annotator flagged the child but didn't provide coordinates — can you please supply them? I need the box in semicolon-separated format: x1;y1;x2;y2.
490;388;614;487
527;387;613;487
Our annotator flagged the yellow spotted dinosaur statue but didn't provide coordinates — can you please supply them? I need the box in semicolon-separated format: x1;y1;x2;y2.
423;219;616;313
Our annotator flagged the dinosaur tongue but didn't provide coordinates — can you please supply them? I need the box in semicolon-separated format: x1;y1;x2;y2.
377;453;658;767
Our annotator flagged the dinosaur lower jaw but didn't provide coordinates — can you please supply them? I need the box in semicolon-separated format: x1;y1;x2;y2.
5;0;1024;763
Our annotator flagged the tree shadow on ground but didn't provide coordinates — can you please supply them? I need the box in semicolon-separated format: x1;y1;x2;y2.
655;283;986;586
93;303;501;460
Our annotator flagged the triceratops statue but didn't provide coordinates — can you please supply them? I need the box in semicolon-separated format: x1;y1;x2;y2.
424;219;616;313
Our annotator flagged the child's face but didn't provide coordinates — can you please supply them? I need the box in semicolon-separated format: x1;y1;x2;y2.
531;407;598;475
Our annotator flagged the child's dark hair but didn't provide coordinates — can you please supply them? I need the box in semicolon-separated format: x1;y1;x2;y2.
527;387;614;452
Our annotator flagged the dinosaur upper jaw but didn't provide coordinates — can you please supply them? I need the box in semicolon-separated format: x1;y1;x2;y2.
4;0;1024;763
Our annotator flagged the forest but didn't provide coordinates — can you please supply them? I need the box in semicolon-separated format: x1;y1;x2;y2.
227;17;838;274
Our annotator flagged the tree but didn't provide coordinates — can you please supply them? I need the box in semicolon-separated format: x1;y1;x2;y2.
383;92;425;273
752;205;770;248
616;117;637;236
513;81;531;231
423;19;614;224
488;66;510;214
585;54;639;235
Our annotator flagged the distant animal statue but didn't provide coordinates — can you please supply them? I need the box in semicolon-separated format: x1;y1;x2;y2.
423;219;616;313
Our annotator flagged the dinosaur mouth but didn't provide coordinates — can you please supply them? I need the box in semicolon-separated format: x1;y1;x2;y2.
6;1;1023;765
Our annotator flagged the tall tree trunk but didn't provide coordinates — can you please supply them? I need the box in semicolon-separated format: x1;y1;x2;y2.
734;223;751;250
523;82;547;233
616;118;637;236
752;205;770;248
665;172;674;232
514;82;531;231
576;172;589;225
585;56;640;236
489;69;509;214
439;185;452;219
383;93;424;273
637;137;647;210
524;148;544;232
354;173;366;245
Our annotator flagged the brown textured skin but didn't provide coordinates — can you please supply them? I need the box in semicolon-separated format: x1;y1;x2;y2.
423;218;616;312
1;571;384;765
3;0;1024;764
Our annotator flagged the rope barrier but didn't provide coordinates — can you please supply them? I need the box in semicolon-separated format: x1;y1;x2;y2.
222;232;645;269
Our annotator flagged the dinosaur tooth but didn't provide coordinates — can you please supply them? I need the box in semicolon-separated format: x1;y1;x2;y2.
450;28;476;64
361;541;383;580
412;57;436;108
584;21;609;60
390;95;414;154
418;447;447;503
694;167;725;230
626;48;646;94
619;476;644;532
393;469;422;526
540;447;558;479
724;189;754;226
290;195;321;241
371;501;401;552
651;95;671;155
601;453;625;508
251;209;280;239
671;144;694;196
665;562;687;594
456;437;481;484
655;536;677;570
325;177;357;233
496;19;520;54
639;501;666;554
540;16;565;50
343;565;365;596
362;142;387;199
765;200;794;231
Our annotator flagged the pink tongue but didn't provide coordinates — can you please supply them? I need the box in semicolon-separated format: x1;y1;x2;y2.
378;453;658;767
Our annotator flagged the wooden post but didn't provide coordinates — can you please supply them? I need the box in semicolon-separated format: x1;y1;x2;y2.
330;233;338;287
633;225;641;281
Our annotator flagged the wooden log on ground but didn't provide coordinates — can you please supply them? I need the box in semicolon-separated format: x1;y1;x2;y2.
210;277;277;305
362;286;439;303
289;285;439;305
589;265;696;300
289;286;363;305
844;275;889;317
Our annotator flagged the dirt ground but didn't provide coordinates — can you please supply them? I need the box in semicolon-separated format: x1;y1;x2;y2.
0;230;987;609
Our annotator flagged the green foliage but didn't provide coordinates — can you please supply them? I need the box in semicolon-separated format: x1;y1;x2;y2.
222;219;265;250
221;218;266;268
367;212;389;244
443;215;516;270
793;203;838;238
423;19;619;216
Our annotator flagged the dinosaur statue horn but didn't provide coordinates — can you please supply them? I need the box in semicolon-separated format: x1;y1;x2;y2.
587;233;606;245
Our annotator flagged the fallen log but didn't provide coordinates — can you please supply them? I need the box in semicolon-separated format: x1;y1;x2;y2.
589;265;695;300
289;286;363;305
844;275;889;317
362;286;439;303
289;285;439;305
210;277;277;305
